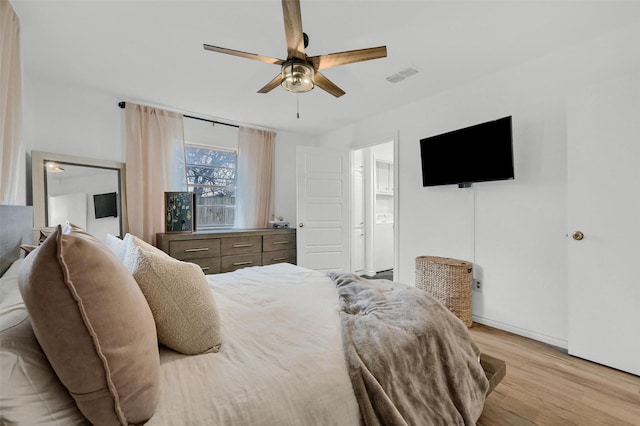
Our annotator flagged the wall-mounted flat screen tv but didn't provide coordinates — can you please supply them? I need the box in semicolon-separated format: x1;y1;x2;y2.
93;192;118;218
420;116;514;188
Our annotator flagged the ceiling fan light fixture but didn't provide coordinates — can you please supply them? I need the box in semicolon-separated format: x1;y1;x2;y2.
203;0;386;98
281;59;315;93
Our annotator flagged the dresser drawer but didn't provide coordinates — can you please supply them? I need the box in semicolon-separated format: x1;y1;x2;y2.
263;234;296;252
169;239;221;260
221;236;262;256
157;229;295;275
184;257;221;275
220;253;263;273
262;249;296;265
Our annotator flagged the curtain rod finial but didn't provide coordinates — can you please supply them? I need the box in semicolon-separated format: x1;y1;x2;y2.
118;101;125;109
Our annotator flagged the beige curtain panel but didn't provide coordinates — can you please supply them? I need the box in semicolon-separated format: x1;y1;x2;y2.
0;0;22;204
235;127;275;229
125;103;186;244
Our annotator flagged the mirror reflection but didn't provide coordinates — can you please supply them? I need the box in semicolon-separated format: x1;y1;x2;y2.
32;151;127;240
46;164;120;238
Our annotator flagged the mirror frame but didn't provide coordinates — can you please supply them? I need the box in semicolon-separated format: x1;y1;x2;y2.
31;150;128;237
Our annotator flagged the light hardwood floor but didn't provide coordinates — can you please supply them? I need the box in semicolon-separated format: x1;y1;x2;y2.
470;323;640;426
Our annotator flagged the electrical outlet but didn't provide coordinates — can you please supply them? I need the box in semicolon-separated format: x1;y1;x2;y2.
473;279;482;292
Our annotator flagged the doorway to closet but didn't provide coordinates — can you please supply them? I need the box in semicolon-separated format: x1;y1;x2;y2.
351;139;396;280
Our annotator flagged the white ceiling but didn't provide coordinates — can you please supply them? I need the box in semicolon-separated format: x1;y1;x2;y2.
10;0;640;136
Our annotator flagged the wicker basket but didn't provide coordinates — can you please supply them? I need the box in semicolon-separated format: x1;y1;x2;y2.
415;256;473;327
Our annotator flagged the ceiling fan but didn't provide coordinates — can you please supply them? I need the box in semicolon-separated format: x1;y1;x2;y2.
203;0;387;98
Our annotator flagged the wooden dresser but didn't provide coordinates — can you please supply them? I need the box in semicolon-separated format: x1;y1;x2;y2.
156;228;296;274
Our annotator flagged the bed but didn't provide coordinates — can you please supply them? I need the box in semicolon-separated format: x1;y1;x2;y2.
0;205;504;425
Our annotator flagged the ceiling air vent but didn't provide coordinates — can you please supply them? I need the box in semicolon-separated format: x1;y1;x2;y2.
386;67;420;83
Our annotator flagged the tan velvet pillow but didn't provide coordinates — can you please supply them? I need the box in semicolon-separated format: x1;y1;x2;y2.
17;225;160;425
122;233;222;355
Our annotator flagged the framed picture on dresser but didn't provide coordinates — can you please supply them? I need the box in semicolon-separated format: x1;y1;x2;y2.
164;191;195;233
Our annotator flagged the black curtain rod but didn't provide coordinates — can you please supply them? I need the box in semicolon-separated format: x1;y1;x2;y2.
118;102;239;128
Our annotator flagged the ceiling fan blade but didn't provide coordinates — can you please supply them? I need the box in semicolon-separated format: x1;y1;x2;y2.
203;44;284;65
309;46;387;70
314;72;345;98
282;0;305;60
258;74;284;94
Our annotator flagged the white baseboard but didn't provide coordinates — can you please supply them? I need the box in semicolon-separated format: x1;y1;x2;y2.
472;315;568;350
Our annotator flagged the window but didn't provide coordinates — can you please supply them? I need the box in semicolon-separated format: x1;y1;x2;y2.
185;144;236;228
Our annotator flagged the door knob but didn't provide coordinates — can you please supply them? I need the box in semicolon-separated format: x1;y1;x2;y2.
298;223;304;228
572;231;584;241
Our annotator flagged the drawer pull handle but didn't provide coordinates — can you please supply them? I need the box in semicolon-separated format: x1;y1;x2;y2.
233;261;253;266
232;243;253;248
201;267;210;271
272;257;287;261
273;241;289;245
184;247;209;253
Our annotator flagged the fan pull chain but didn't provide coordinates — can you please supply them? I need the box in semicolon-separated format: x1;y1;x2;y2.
297;94;300;119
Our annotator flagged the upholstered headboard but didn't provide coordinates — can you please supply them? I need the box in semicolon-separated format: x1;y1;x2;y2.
0;205;34;276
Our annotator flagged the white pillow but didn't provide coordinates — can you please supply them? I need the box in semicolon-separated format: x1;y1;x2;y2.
103;233;126;261
121;233;222;355
0;259;28;329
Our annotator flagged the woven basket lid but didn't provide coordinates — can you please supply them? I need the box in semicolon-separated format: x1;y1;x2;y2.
415;256;472;267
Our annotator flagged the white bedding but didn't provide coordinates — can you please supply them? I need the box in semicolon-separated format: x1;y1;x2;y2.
149;263;360;425
1;261;361;425
1;259;89;425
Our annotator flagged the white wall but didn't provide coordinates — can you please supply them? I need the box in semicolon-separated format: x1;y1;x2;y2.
19;77;124;205
273;130;315;225
18;76;313;228
315;23;640;347
183;118;238;150
22;77;125;161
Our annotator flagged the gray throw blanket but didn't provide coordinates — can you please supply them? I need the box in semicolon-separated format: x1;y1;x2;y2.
328;273;489;426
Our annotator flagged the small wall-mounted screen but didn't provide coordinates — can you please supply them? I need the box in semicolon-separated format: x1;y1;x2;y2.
93;192;118;218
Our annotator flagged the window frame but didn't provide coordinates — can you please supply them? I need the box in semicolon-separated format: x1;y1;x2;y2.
184;142;237;229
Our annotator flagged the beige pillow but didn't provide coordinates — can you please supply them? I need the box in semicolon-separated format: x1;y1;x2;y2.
18;225;160;425
122;233;222;355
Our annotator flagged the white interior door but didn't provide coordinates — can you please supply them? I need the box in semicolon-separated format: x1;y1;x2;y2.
567;72;640;376
296;146;350;272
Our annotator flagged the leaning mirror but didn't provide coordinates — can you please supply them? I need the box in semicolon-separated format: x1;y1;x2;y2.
32;151;128;239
